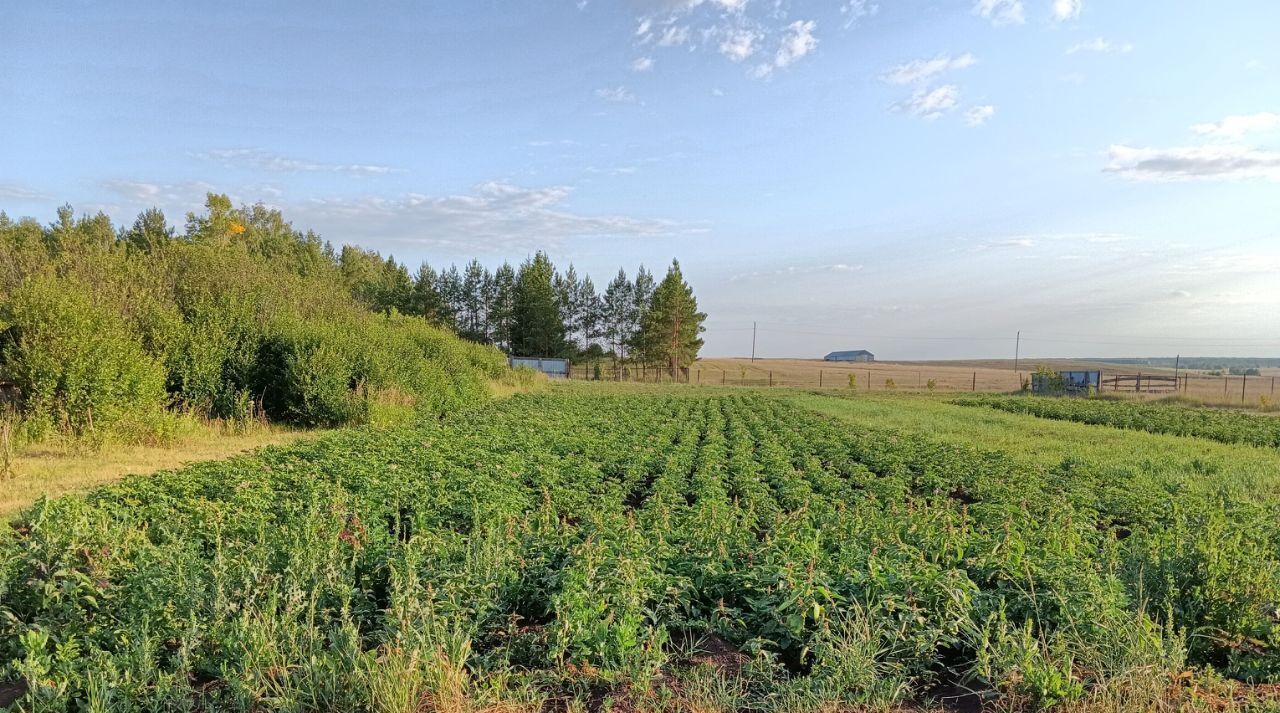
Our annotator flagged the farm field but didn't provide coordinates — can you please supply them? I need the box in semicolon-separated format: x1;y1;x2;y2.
4;385;1280;712
954;395;1280;448
692;358;1280;406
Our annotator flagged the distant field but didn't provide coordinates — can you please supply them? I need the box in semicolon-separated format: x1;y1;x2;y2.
694;357;1280;406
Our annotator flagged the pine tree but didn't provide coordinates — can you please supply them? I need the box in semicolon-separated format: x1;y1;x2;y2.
638;260;705;373
410;262;449;325
490;262;516;352
576;275;602;354
511;252;567;357
602;268;634;362
629;265;656;363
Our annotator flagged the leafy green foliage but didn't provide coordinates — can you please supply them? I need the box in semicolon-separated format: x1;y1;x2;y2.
0;197;506;442
4;388;1276;710
957;395;1280;448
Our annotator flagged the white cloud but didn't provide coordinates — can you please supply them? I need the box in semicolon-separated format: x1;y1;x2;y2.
1168;289;1192;298
882;53;977;85
191;148;400;177
973;0;1025;26
751;19;818;78
0;183;50;202
1067;37;1133;54
657;25;691;47
294;182;679;252
718;28;760;62
841;0;879;28
964;105;996;126
1105;144;1280;182
102;179;218;204
732;262;864;281
894;85;960;119
775;20;818;68
594;86;636;103
97;179;681;251
979;237;1036;249
1051;0;1081;22
630;56;655;72
1190;112;1280;139
711;87;725;96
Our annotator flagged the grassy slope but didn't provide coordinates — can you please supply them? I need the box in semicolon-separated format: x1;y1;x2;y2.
789;391;1280;501
1;427;320;517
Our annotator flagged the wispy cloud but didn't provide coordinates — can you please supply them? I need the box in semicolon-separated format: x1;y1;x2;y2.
732;262;863;281
964;105;996;126
882;53;977;85
594;86;637;103
718;28;760;62
1067;37;1133;54
841;0;879;28
894;85;960;119
191;148;400;177
1190;112;1279;139
751;20;819;78
973;0;1025;26
629;56;655;72
0;183;50;202
294;181;681;252
1105;144;1280;182
102;179;218;204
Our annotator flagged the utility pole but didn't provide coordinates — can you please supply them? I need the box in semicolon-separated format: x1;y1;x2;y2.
1013;331;1021;372
750;321;757;363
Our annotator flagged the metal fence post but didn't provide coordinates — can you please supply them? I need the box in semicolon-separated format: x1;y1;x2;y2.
972;372;977;391
1242;373;1248;404
769;371;773;387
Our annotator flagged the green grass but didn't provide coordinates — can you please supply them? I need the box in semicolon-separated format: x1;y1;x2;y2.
791;391;1280;502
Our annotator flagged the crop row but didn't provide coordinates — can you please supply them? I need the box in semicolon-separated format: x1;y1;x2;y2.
2;391;1278;711
954;395;1280;448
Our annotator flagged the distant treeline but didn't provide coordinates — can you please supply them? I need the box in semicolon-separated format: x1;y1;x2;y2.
1089;357;1280;371
338;246;705;366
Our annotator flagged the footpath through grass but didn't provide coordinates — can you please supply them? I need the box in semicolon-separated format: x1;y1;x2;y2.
3;385;1280;711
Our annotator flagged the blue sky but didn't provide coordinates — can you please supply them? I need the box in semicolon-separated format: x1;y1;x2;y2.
2;0;1279;359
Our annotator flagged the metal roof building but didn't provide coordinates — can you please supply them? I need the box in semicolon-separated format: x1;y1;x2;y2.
823;350;875;362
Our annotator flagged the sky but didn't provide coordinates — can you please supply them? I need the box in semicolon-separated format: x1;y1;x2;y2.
2;0;1279;360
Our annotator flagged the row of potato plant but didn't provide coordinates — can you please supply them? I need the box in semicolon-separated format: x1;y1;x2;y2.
1;390;1277;711
955;394;1280;448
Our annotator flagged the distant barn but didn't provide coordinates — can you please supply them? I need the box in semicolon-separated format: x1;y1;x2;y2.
824;350;875;362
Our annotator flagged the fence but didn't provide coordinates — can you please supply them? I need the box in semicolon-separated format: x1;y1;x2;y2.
564;364;1280;404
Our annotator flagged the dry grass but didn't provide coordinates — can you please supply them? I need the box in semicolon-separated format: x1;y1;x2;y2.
693;357;1280;407
0;425;320;518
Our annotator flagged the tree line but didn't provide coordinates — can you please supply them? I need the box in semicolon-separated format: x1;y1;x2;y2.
335;248;705;369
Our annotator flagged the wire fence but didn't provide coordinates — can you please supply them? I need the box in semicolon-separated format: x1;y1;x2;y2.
564;363;1280;405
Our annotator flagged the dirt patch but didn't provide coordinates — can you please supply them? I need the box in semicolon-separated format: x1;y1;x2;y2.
684;633;749;676
0;679;28;708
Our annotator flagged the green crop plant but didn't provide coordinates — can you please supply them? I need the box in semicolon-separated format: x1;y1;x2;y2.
2;388;1278;710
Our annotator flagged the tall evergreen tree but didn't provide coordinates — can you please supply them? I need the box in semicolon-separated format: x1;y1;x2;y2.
490;262;516;352
629;265;656;361
576;275;602;354
410;262;450;325
638;260;705;373
602;268;634;362
511;252;567;357
459;259;490;342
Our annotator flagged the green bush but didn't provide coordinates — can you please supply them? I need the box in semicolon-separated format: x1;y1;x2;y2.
1;274;170;442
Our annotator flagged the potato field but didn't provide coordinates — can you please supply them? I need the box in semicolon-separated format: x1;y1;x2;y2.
955;395;1280;448
3;388;1280;712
